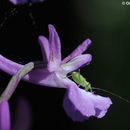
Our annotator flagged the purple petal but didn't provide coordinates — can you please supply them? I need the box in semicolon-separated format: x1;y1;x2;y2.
0;55;23;75
48;24;61;71
28;69;64;87
0;55;64;88
61;54;92;73
63;82;112;121
13;98;31;130
9;0;28;5
61;39;91;64
0;100;10;130
38;36;50;62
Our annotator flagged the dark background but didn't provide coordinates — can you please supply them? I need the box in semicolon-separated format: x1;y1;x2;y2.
0;0;130;130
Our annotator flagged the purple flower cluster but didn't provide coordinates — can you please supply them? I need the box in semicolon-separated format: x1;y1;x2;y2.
0;24;112;125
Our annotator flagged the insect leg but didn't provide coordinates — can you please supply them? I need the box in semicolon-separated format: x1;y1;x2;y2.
78;69;81;87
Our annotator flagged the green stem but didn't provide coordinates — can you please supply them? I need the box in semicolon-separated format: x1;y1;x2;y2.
0;61;46;101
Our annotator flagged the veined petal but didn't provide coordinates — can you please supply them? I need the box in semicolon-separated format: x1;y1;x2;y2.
38;36;50;62
61;54;92;74
63;82;112;121
0;100;10;130
79;89;112;118
0;55;64;88
48;24;61;71
28;69;63;87
61;39;91;64
9;0;27;5
0;55;23;75
63;82;95;121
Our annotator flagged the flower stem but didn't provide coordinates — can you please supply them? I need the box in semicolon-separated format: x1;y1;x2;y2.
0;61;46;101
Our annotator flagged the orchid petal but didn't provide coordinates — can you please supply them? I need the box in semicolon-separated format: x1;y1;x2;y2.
0;100;10;130
61;54;92;73
38;36;50;62
0;55;23;75
63;82;112;121
48;24;61;71
28;69;63;87
61;39;91;64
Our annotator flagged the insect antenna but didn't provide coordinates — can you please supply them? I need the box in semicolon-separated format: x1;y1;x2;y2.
92;87;130;104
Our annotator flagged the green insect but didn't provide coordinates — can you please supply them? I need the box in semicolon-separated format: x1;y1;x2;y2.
71;70;130;103
71;70;92;92
71;71;130;103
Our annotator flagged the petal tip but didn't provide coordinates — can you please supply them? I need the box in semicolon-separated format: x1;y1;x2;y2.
86;54;92;63
107;97;113;105
94;97;112;118
86;39;92;46
48;24;55;31
89;54;92;60
38;35;44;41
82;38;92;50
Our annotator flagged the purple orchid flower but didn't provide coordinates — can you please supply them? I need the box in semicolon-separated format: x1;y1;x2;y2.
0;24;112;121
9;0;44;5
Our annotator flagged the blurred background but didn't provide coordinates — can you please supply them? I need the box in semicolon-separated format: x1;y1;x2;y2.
0;0;130;129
